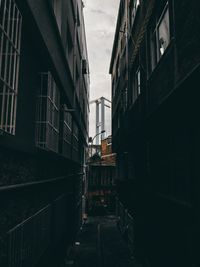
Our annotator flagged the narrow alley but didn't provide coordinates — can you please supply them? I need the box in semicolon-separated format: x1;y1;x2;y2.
64;216;141;267
1;0;200;267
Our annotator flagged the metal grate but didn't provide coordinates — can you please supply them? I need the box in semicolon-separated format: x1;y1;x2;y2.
0;0;22;134
35;72;60;153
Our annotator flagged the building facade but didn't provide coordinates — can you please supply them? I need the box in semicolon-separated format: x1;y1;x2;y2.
110;0;200;266
0;0;89;266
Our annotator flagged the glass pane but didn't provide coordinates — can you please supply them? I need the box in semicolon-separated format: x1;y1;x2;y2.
136;70;141;95
158;7;170;56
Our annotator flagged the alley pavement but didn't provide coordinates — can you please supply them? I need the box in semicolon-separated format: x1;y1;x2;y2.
63;215;142;267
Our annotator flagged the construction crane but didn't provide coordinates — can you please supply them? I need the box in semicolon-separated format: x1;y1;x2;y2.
90;97;111;145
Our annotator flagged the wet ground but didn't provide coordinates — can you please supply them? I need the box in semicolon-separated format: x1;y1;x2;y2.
63;216;142;267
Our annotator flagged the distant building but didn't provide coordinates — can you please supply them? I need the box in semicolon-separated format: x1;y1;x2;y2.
110;0;200;266
101;135;116;165
0;0;89;265
101;135;112;155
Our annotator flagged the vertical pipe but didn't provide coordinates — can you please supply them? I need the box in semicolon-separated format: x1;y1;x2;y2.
101;97;105;139
96;100;100;145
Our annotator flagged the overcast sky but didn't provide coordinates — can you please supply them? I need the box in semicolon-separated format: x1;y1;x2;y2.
83;0;120;138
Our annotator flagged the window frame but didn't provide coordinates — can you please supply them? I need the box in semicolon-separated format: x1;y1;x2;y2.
73;121;79;152
35;72;60;153
135;67;141;97
66;22;74;73
0;0;22;135
149;2;171;71
63;104;72;145
130;64;141;105
130;0;140;27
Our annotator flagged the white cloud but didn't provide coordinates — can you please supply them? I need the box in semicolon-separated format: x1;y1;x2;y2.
84;0;120;138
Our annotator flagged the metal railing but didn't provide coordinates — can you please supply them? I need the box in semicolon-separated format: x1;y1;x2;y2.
0;173;84;267
8;205;51;267
0;173;83;194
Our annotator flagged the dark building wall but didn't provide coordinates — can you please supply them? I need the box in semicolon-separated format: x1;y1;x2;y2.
0;0;89;265
0;0;89;182
110;0;200;266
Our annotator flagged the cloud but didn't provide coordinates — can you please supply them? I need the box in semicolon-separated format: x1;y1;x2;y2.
84;0;120;138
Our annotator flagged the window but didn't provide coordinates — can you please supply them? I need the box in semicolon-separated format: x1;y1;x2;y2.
63;105;72;145
112;77;115;97
73;121;79;152
36;72;60;153
0;0;22;135
150;3;170;70
52;0;62;33
158;8;170;55
66;23;74;64
76;7;80;27
107;136;112;145
116;57;120;79
130;0;140;27
123;87;128;110
76;64;80;98
135;68;141;96
62;104;72;157
82;59;88;74
131;66;141;104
